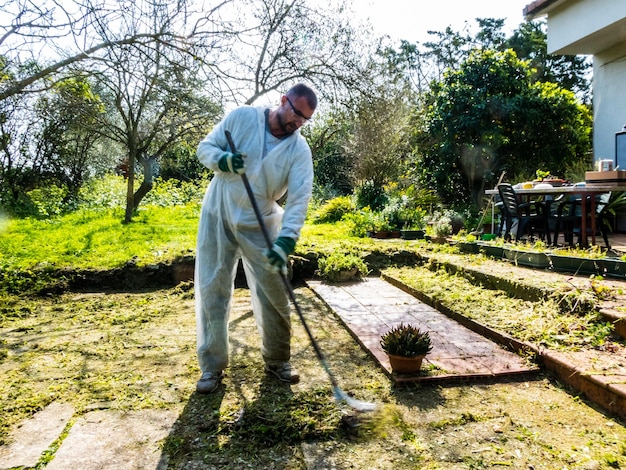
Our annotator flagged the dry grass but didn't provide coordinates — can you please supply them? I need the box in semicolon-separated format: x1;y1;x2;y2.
2;282;626;468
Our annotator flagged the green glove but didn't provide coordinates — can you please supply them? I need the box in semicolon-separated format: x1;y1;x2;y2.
218;152;246;174
265;237;296;275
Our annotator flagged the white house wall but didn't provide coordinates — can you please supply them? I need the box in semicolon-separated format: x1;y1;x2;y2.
593;42;626;165
546;0;626;55
540;0;626;164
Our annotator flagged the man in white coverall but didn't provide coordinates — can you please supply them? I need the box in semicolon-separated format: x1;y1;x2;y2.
195;83;317;394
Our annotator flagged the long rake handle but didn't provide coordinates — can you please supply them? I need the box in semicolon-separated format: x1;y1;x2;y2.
475;170;506;231
225;131;342;391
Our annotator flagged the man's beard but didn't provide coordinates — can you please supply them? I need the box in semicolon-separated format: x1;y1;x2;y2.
277;111;295;136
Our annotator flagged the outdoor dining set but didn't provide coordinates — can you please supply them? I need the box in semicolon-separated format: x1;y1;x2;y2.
485;177;626;249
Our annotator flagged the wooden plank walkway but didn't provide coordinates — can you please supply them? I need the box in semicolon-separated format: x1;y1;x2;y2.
307;277;539;384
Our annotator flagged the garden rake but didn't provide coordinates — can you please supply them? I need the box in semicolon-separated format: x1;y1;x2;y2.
471;170;506;236
225;130;376;413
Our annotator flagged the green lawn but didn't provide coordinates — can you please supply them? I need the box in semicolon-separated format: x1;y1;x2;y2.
0;205;387;273
0;205;200;271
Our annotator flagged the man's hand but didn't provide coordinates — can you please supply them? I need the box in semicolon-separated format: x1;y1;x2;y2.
265;237;296;275
218;152;246;174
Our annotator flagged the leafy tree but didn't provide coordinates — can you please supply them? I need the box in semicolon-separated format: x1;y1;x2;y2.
90;42;221;222
346;86;413;191
34;76;106;202
506;20;591;103
305;111;353;198
0;59;45;213
419;49;591;208
396;18;590;101
158;141;209;182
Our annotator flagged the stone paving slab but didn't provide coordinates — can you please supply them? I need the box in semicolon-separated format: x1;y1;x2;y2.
46;409;178;470
0;402;74;470
307;277;538;384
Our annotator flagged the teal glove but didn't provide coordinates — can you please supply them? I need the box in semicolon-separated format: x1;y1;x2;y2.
265;237;296;275
218;152;246;174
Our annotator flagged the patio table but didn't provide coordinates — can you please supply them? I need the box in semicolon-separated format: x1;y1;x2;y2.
485;184;626;246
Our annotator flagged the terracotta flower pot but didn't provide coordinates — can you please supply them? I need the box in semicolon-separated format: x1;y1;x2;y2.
387;354;426;374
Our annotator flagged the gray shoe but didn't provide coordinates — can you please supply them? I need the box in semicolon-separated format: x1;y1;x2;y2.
265;362;300;384
196;371;223;394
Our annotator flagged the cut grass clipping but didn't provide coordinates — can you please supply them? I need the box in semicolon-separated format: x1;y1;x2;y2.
384;262;613;350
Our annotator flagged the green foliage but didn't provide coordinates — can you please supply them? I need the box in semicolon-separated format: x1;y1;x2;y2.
563;157;593;184
77;174;127;209
354;180;388;211
76;175;208;210
159;141;209;181
316;251;369;282
345;86;414;192
419;48;592;209
141;177;207;207
380;323;433;357
310;196;355;224
506;20;591;101
343;208;376;238
27;185;68;218
598;192;626;233
306;112;353;196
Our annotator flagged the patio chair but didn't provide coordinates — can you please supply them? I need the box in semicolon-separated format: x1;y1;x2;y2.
497;183;551;243
553;192;613;248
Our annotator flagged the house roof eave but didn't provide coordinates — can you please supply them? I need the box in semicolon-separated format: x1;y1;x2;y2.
523;0;571;20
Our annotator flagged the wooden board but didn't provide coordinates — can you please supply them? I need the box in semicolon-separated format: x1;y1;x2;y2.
585;170;626;183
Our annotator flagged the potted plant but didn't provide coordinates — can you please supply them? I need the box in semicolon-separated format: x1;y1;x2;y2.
548;246;605;276
430;216;452;243
504;240;551;269
400;207;427;240
316;251;369;282
369;212;395;238
380;323;433;374
455;233;479;253
481;211;495;235
477;237;506;259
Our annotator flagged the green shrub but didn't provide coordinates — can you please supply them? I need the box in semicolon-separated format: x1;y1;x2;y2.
344;208;376;238
27;184;68;218
77;174;127;209
316;251;369;282
355;180;387;211
77;174;208;210
432;216;452;237
311;196;355;224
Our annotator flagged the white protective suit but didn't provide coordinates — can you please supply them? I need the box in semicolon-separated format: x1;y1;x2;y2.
195;105;313;373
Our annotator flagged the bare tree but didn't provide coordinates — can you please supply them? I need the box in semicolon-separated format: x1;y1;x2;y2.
197;0;374;106
1;0;380;220
90;42;221;222
0;0;231;101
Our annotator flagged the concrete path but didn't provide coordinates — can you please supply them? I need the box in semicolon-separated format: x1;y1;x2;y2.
0;407;177;470
0;403;74;469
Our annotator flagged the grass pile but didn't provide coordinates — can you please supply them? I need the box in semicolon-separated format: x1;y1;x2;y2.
384;262;614;350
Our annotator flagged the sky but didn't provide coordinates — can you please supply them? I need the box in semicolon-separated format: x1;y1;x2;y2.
356;0;533;43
